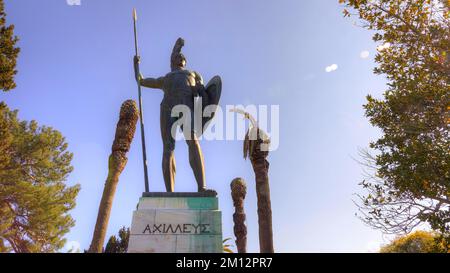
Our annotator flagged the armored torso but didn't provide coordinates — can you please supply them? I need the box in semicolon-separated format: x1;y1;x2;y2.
161;69;199;108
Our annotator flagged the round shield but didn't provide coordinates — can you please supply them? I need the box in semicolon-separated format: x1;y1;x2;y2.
201;75;222;133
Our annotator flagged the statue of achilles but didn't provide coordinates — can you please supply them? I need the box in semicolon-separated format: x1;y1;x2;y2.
134;37;221;193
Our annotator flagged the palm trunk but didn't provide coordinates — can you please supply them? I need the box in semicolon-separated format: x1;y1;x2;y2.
88;100;138;253
230;108;274;253
251;147;274;253
231;177;247;253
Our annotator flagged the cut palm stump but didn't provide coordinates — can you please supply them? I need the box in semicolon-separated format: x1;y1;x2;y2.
231;177;247;253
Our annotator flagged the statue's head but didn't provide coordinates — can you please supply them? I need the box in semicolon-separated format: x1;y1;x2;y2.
171;52;186;71
170;53;186;70
171;37;186;71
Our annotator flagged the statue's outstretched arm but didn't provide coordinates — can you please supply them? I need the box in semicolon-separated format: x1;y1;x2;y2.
134;56;165;89
140;76;165;89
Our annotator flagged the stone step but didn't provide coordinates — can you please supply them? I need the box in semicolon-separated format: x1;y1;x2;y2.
128;234;222;253
137;196;218;210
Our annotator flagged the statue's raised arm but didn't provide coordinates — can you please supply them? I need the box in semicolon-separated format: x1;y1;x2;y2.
134;56;165;89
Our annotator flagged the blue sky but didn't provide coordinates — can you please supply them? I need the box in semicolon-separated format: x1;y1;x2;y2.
3;0;392;252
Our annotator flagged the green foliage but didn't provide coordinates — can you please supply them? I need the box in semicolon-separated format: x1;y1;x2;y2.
223;238;234;253
104;226;129;253
341;0;450;241
0;0;20;91
380;230;448;253
0;102;80;252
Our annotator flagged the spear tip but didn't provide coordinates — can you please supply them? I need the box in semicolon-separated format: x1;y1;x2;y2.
133;8;137;21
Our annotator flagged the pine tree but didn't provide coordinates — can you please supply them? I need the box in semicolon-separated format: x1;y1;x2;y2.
0;0;20;92
104;227;130;253
0;102;80;252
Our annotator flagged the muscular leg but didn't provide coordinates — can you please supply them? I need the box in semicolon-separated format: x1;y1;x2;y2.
162;147;176;192
161;106;176;192
185;133;206;191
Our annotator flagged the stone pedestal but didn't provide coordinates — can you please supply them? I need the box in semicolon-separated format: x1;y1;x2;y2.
128;192;223;253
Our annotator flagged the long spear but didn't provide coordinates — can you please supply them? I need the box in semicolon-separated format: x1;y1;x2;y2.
133;8;150;192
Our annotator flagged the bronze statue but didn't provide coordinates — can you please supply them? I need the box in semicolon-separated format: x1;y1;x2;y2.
134;38;221;193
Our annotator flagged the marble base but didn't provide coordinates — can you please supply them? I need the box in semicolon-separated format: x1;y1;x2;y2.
127;193;223;253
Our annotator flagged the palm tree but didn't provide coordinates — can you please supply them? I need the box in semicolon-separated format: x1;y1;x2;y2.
89;100;139;253
230;108;274;253
231;177;247;253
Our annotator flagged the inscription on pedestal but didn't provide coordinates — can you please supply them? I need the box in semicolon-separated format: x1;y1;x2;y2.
142;223;210;234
